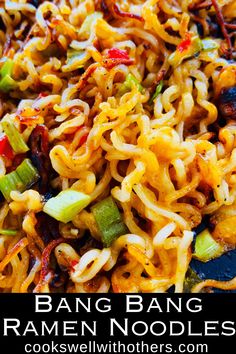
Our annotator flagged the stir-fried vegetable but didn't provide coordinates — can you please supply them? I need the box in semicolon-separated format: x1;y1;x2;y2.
183;268;202;293
107;48;130;60
149;80;163;104
168;34;203;67
119;73;144;95
202;38;219;51
1;121;29;154
0;229;17;236
103;48;134;69
0;135;14;159
0;59;17;92
43;190;91;223
16;159;40;188
0;158;39;201
193;229;224;263
91;196;128;247
65;49;88;70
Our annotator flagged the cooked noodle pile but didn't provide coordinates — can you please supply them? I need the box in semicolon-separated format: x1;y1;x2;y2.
0;0;236;293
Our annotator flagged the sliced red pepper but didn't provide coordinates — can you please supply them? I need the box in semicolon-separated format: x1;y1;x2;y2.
70;260;79;272
108;48;129;60
104;48;134;68
37;92;48;99
0;135;14;160
177;33;192;53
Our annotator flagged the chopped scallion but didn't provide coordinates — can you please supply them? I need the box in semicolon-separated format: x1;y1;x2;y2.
0;171;24;201
43;190;91;223
91;196;128;247
149;80;163;104
193;229;224;263
119;73;144;95
202;38;219;52
0;59;14;78
183;268;202;293
0;229;17;236
168;36;203;68
0;159;39;201
1;121;29;154
0;59;17;92
16;158;39;188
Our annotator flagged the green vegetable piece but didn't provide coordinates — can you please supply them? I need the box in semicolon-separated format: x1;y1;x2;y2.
0;60;14;77
0;59;17;92
16;158;39;188
65;49;87;69
183;268;202;293
101;221;128;247
43;190;91;223
119;73;144;95
193;229;224;263
149;80;163;104
0;159;39;201
1;121;29;154
168;36;203;68
0;75;17;93
0;229;17;236
91;196;128;247
67;48;83;59
201;38;219;52
0;171;24;201
79;12;103;38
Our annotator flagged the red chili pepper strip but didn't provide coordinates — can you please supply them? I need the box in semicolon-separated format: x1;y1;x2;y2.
70;260;79;272
177;33;192;53
108;48;130;60
0;135;14;160
37;92;48;99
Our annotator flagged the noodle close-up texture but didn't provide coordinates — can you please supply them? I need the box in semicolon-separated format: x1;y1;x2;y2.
0;0;236;293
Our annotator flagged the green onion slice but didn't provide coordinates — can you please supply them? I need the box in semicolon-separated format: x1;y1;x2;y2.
0;171;24;201
149;80;163;104
119;73;144;95
43;190;91;223
16;158;40;188
0;59;17;92
168;36;203;68
0;229;18;236
201;38;219;52
91;196;128;247
0;159;39;201
1;121;29;154
193;229;224;263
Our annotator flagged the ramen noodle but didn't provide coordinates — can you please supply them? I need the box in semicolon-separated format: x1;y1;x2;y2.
0;0;235;293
